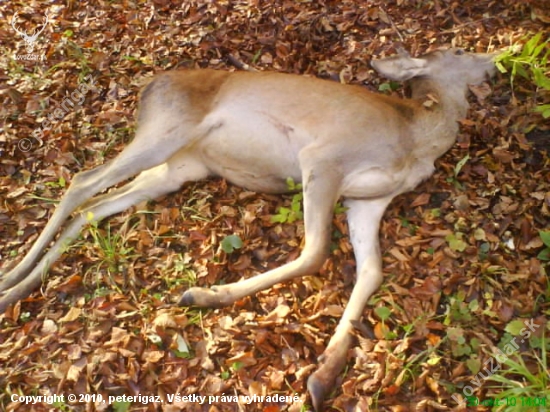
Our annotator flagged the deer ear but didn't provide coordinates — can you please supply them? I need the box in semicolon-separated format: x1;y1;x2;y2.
371;56;429;81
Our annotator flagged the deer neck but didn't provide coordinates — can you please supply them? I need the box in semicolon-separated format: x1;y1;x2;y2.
410;78;470;160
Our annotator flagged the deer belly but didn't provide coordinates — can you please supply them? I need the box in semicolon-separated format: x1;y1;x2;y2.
199;123;304;193
212;161;300;193
341;161;435;199
341;166;411;198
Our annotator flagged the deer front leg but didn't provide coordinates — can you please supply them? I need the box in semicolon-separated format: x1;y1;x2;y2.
179;152;342;308
307;197;392;411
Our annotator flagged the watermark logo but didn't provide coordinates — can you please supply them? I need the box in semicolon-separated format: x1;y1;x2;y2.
18;74;97;153
451;318;540;405
11;11;49;60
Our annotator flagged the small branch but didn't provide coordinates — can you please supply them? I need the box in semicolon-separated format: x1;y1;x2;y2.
379;5;405;43
227;54;258;72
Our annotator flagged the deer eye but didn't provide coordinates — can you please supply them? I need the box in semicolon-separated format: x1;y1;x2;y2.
454;48;465;56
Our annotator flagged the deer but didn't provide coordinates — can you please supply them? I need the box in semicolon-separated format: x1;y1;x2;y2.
0;47;496;410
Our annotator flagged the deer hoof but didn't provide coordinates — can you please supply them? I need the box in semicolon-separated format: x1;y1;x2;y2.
178;286;228;308
307;371;332;412
178;289;196;306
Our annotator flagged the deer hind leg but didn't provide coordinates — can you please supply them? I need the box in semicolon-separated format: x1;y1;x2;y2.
179;148;342;308
0;115;198;293
0;149;209;312
307;197;392;411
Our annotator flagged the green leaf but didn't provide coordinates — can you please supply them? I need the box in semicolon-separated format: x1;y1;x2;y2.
427;355;441;366
495;60;508;74
540;230;550;247
531;40;547;60
334;203;348;214
374;306;391;321
459;344;472;356
252;48;262;64
453;154;470;177
473;228;486;241
285;177;302;191
468;299;479;311
378;80;400;92
537;105;550;119
378;82;392;92
532;68;550;89
221;235;243;254
534;99;550;115
446;232;468;252
537;248;550;261
112;401;131;412
271;207;290;223
231;361;244;371
272;177;304;223
522;32;542;57
466;357;481;374
514;63;530;80
495;49;513;69
505;319;526;336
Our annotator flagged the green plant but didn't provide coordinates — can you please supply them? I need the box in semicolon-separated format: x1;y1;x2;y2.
271;177;346;224
112;401;131;412
271;177;304;223
495;32;550;118
446;232;468;252
446;154;470;189
498;318;549;353
220;234;243;254
163;253;197;289
485;334;548;411
65;40;93;78
445;292;476;324
333;202;348;214
537;230;550;261
45;176;66;189
399;216;418;235
19;312;31;322
374;305;397;339
447;327;476;357
378;80;400;92
231;361;244;371
85;212;136;283
52;399;71;411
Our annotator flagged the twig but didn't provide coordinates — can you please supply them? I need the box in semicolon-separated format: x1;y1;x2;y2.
439;16;498;34
227;54;258;72
379;5;405;43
